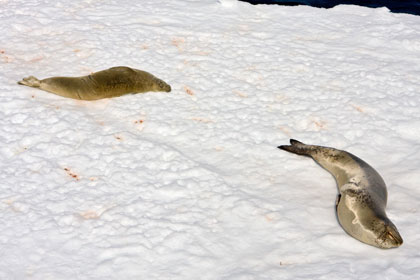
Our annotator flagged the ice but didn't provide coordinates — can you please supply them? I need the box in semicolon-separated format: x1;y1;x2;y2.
1;0;419;279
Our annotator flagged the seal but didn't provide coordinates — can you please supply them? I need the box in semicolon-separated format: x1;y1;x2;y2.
18;66;171;100
278;139;403;249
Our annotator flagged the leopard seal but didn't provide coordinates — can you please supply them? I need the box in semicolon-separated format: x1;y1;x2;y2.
18;66;171;100
278;139;403;249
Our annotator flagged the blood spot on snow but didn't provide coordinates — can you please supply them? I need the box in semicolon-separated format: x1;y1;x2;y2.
79;210;100;219
277;125;291;136
233;90;248;98
2;56;11;63
184;86;194;96
351;104;365;113
77;205;115;220
265;214;274;222
182;60;199;68
29;56;43;63
133;119;145;131
191;117;213;123
64;167;80;181
31;95;35;98
5;199;21;212
73;49;81;52
141;44;149;50
311;119;327;130
0;50;12;63
172;37;185;51
195;51;210;56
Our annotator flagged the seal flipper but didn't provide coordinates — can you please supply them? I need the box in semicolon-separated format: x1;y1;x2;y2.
278;139;313;157
18;76;41;88
289;139;304;145
335;194;341;211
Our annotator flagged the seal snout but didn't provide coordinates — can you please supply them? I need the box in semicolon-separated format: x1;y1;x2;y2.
154;79;171;92
165;84;171;92
379;224;403;248
386;226;403;247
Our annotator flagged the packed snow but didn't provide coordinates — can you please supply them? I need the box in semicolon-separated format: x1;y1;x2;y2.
1;0;420;279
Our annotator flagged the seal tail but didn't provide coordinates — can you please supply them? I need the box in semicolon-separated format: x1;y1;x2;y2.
18;76;41;88
278;139;315;157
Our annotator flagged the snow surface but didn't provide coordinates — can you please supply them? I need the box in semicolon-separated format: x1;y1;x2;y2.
1;0;420;279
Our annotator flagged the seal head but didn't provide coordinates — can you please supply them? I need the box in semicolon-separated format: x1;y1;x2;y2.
337;190;403;248
152;78;171;92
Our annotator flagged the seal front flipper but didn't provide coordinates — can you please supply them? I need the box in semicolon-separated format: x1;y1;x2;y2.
18;76;41;87
335;194;341;212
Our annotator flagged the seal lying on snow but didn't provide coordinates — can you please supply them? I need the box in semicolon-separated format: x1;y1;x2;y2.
18;66;171;100
278;139;403;249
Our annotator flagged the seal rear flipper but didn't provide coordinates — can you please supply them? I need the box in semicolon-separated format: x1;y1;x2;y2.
18;76;41;88
289;139;304;145
278;139;313;157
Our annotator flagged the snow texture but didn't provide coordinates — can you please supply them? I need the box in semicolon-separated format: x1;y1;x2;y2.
1;0;420;279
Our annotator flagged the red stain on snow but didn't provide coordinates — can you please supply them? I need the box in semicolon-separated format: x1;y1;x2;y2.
311;119;327;130
172;37;185;51
184;86;194;96
191;117;213;123
0;50;12;63
79;210;100;219
64;167;80;181
233;90;248;98
351;104;365;113
29;56;44;63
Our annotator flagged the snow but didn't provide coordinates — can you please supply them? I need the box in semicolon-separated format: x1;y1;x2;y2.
1;0;420;279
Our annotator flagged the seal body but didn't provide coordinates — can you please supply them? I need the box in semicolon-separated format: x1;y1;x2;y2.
18;66;171;100
278;139;403;249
